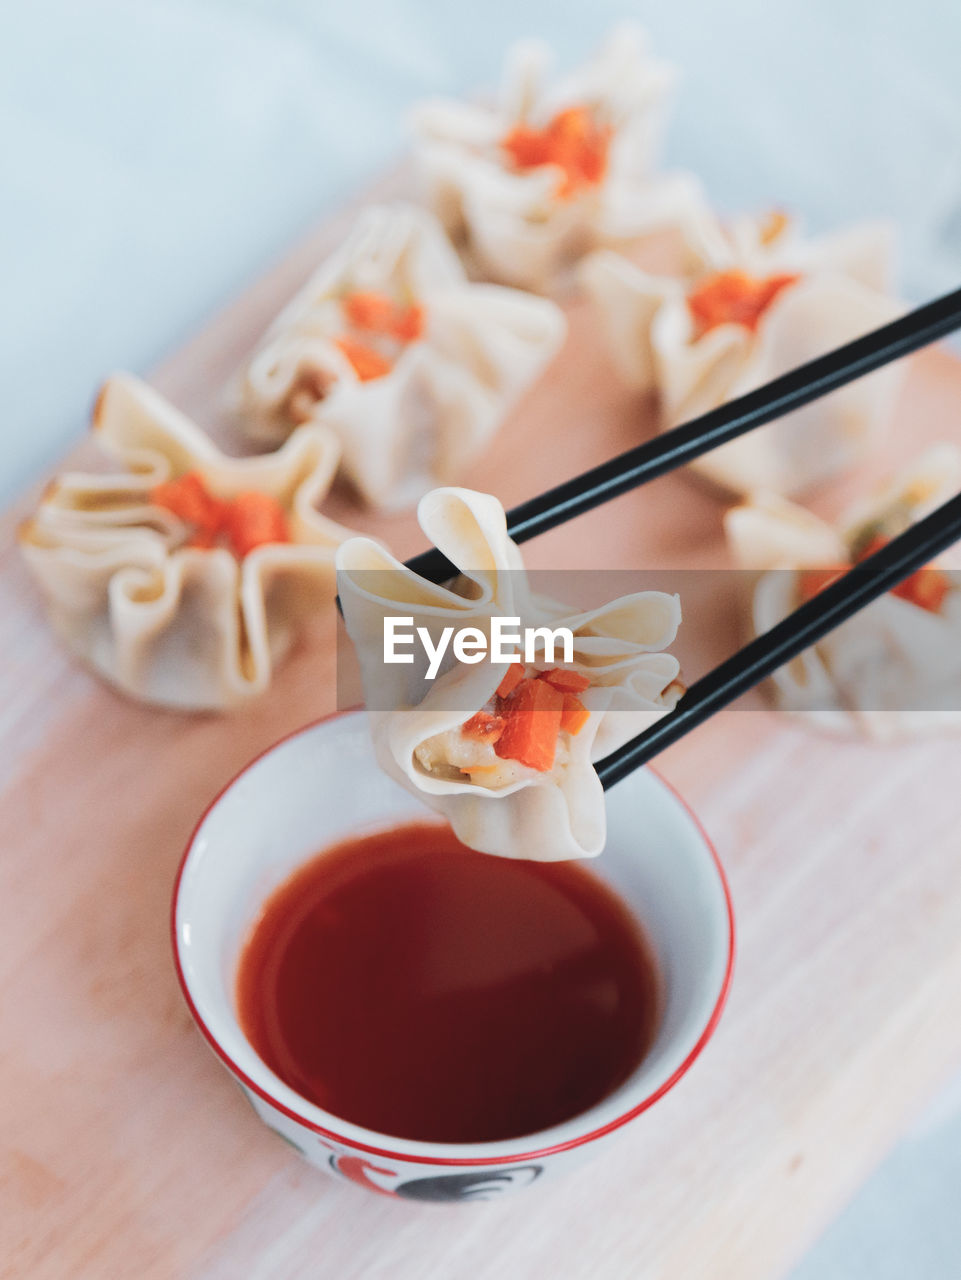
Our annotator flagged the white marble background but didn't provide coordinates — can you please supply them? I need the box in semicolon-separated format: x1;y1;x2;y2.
3;1;961;1274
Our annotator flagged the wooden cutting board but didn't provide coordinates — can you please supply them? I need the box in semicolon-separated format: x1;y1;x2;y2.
4;183;961;1280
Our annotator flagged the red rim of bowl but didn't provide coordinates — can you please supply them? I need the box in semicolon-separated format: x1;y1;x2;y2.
171;707;736;1167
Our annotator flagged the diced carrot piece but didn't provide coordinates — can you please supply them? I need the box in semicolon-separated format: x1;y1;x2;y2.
687;270;800;339
343;292;425;344
222;492;289;559
547;107;611;196
855;531;951;613
574;137;608;187
798;566;846;602
896;570;950;613
756;273;801;313
560;694;590;736
152;474;291;559
495;663;525;699
548;106;591;144
501;105;611;198
538;668;591;693
390;303;425;343
463;763;500;775
335;337;393;381
151;472;224;534
494;677;565;772
501;124;553;171
343;292;396;333
461;711;505;743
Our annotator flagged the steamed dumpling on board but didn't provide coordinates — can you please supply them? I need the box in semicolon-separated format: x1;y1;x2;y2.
724;446;961;740
337;487;683;860
410;23;705;292
19;373;355;710
237;203;565;509
583;208;902;495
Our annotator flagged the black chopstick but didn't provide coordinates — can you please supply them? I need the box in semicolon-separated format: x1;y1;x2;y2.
406;285;961;585
595;489;961;788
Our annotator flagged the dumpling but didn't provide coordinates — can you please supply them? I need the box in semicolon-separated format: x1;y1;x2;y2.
19;373;354;710
724;446;961;740
410;23;704;292
583;207;902;495
237;202;565;509
337;487;682;859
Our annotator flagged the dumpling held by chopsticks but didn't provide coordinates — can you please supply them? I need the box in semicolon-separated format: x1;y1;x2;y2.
337;487;683;859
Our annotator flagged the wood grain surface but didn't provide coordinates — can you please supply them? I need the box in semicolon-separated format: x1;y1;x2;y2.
3;190;961;1280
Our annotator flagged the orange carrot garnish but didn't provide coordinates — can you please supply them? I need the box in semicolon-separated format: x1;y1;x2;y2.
560;694;590;736
854;534;950;613
494;677;565;772
687;270;800;339
496;663;525;699
335;337;393;382
390;303;425;343
798;566;846;602
343;293;425;344
221;492;290;559
343;292;397;333
151;473;224;536
538;668;591;694
152;472;289;559
501;105;612;199
501;125;553;171
462;711;505;744
800;531;952;614
900;571;951;613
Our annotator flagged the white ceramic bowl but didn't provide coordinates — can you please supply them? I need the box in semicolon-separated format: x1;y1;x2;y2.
172;708;734;1202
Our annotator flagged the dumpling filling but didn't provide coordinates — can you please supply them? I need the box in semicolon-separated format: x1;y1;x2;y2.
151;472;290;557
415;666;592;789
501;106;613;200
799;503;950;615
686;268;801;340
274;288;427;426
335;289;425;381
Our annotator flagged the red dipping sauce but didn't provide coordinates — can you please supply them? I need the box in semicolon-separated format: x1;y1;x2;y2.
237;822;660;1144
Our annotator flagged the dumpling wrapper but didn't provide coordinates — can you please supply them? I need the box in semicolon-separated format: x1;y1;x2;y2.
410;23;707;292
583;208;903;496
19;373;355;710
337;487;682;860
237;202;565;509
724;445;961;740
